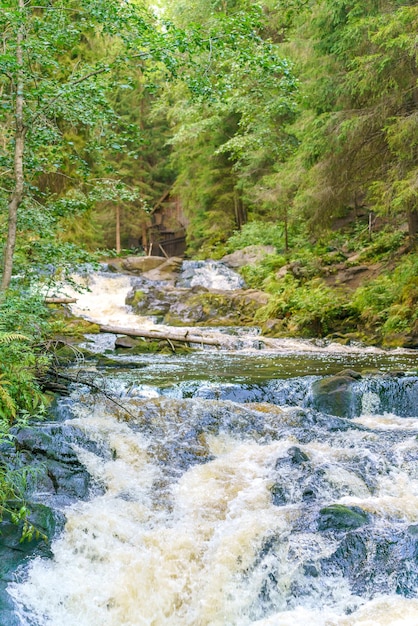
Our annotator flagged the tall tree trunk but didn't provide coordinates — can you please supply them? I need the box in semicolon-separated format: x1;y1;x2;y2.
115;205;121;254
407;206;418;248
141;221;148;251
284;207;289;252
1;0;25;291
234;189;246;229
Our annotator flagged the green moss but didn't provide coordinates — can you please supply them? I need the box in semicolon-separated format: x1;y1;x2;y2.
50;316;100;338
128;339;192;355
128;290;145;307
318;505;369;531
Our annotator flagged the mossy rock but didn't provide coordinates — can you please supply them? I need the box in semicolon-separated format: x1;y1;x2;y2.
336;369;362;380
96;355;132;366
55;318;100;337
53;344;97;364
311;375;358;417
318;504;369;531
114;336;141;349
166;291;260;326
126;289;145;307
54;344;81;361
131;339;192;355
381;333;410;349
260;319;288;337
129;339;165;354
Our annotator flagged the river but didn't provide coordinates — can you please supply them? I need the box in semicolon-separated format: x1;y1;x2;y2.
6;266;418;625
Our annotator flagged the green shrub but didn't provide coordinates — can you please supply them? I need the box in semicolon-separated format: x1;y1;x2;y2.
240;254;287;288
0;292;51;422
225;221;285;252
351;254;418;337
357;229;406;262
257;276;350;336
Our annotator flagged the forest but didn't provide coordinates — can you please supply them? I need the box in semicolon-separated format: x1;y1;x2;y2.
0;0;417;530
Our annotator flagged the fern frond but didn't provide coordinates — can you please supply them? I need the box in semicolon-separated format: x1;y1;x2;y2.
0;379;17;419
0;332;30;344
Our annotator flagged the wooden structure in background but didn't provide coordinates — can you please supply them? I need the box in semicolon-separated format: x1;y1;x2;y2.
147;190;187;257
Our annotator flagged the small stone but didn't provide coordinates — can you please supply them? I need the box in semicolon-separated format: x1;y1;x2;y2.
287;446;309;464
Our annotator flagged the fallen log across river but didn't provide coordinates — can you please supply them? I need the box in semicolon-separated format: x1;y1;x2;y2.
45;297;78;304
99;324;232;347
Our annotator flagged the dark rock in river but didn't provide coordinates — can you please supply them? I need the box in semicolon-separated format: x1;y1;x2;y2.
311;374;358;417
0;504;66;625
336;369;362;380
114;335;141;349
127;280;268;326
270;483;287;506
320;526;418;598
0;417;105;618
318;504;370;531
14;424;102;500
287;446;310;465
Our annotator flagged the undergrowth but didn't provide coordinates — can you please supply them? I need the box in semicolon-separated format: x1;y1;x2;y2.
222;218;416;342
0;291;52;540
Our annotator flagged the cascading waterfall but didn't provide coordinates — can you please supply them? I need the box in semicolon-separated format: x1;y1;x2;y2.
176;260;246;290
5;262;418;626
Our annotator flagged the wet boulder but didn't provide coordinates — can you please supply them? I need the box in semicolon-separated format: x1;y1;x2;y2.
114;335;141;349
142;257;183;281
270;483;287;506
126;285;180;316
287;446;310;465
318;504;370;531
336;369;362;380
311;374;359;417
15;426;82;463
165;290;266;326
0;505;65;625
320;527;418;598
122;256;165;273
14;424;99;500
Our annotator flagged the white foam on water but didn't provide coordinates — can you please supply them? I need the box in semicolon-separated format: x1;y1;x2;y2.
179;260;245;291
10;428;296;625
10;408;418;625
354;413;418;431
66;273;145;327
252;596;418;625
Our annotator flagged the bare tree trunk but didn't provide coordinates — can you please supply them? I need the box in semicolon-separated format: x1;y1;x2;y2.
115;205;121;254
1;0;25;291
141;221;148;250
284;207;289;252
407;207;418;248
234;189;247;230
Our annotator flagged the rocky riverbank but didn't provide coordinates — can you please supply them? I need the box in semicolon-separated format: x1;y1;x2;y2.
97;250;418;349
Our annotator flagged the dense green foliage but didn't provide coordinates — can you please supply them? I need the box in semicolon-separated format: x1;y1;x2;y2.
3;0;415;263
0;0;416;330
0;290;52;536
